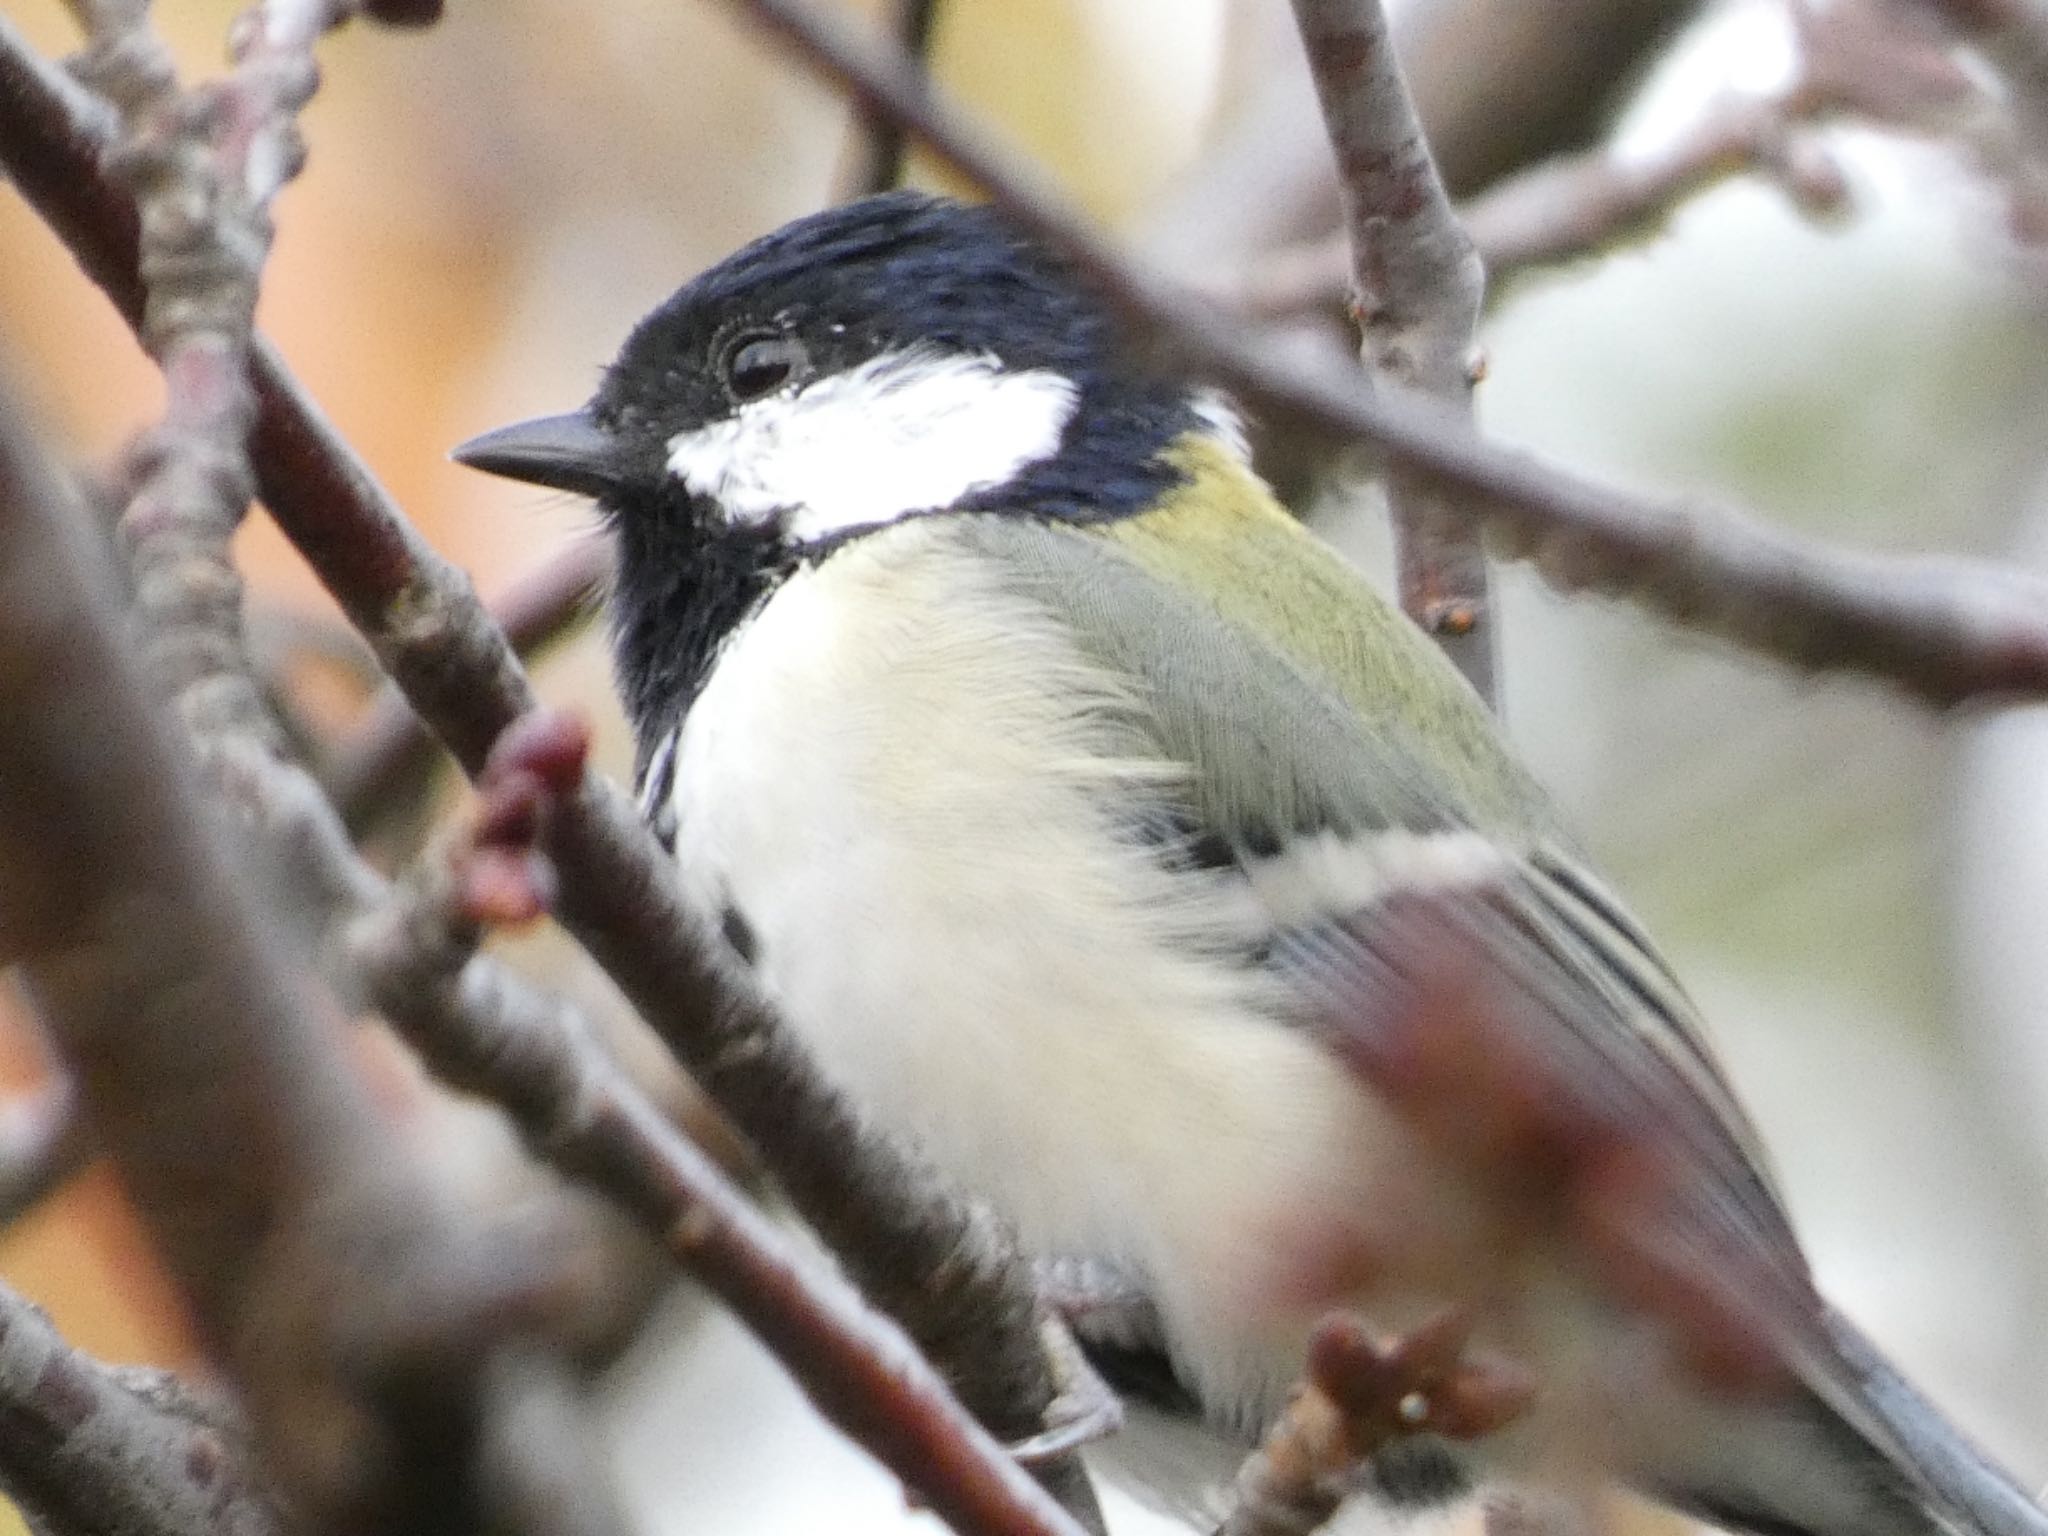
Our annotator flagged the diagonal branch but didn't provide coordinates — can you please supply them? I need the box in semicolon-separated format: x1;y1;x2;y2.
325;536;610;834
0;17;1107;1526
0;1280;287;1536
172;639;1096;1536
9;6;630;1529
0;354;615;1536
711;0;2048;709
1288;0;1497;704
836;0;941;198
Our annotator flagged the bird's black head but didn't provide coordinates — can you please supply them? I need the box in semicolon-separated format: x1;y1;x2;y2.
453;191;1222;759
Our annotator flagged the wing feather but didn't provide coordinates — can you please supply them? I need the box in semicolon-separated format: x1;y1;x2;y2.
948;484;1801;1278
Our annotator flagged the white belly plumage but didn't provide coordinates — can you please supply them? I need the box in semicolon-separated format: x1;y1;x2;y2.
662;515;1418;1427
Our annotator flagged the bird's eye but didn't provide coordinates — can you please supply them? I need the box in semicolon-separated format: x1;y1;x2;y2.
721;333;808;402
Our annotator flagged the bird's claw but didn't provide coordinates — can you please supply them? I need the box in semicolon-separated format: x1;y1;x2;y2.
1009;1312;1125;1465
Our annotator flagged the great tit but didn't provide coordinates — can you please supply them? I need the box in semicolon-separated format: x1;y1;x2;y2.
454;191;2045;1536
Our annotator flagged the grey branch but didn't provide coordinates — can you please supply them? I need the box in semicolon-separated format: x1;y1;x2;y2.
326;537;611;835
1229;89;1855;321
0;352;618;1536
722;0;2048;709
1913;0;2048;159
65;0;339;752
0;1280;287;1536
1288;0;1496;703
9;3;630;1529
836;0;941;198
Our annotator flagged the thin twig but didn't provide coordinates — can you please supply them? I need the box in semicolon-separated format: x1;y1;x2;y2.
326;536;610;834
710;0;2048;708
836;0;940;198
1464;101;1847;282
1217;0;2005;318
0;1280;287;1536
1225;99;1848;318
13;4;2048;701
196;658;1092;1534
1288;0;1496;702
1220;1311;1533;1536
1912;0;2048;157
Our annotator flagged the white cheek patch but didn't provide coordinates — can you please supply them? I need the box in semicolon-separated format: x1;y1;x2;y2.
664;348;1079;543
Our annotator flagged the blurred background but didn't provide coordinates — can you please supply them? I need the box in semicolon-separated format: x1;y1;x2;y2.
5;0;2048;1533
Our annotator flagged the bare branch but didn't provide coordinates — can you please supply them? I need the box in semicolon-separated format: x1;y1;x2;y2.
1400;0;1704;201
1912;0;2048;156
0;1280;287;1536
1289;0;1496;701
1224;103;1850;321
1292;887;1814;1394
836;0;941;199
1221;0;2037;325
179;605;1094;1533
1220;1310;1533;1536
1139;0;1704;284
0;352;618;1536
326;537;610;835
0;1079;92;1229
2;16;624;1523
0;22;1107;1523
1462;101;1847;284
708;0;2048;709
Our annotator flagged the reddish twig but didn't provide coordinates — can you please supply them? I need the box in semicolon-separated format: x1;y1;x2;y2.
1913;0;2048;157
16;14;624;1527
1220;1310;1535;1536
1289;0;1497;702
0;1280;287;1536
175;613;1091;1532
1290;887;1812;1397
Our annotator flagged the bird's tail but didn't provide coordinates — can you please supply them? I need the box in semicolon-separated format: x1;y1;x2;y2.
1653;1306;2046;1536
1815;1306;2048;1536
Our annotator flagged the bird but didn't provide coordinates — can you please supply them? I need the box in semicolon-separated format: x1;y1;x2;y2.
452;189;2046;1536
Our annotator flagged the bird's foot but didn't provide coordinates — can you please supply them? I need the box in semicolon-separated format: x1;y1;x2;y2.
1009;1311;1125;1464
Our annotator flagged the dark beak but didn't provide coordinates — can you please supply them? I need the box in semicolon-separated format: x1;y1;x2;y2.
451;412;626;498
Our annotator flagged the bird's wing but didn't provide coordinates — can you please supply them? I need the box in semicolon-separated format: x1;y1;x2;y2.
951;453;2038;1536
945;446;1802;1282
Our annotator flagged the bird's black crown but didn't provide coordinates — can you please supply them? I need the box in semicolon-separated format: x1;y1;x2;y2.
590;190;1202;521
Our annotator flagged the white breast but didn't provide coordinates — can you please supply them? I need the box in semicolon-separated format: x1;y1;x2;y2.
664;516;1428;1423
